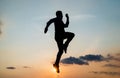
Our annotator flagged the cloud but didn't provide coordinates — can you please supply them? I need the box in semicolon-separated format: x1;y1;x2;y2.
23;66;31;68
61;56;88;65
79;54;104;61
61;53;120;65
90;71;120;76
103;64;120;68
6;66;31;70
105;54;120;62
6;67;16;70
61;54;104;65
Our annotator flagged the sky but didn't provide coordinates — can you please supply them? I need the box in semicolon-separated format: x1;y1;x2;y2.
0;0;120;78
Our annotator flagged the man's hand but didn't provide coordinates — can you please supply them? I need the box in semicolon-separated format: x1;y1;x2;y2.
65;13;69;18
44;28;48;34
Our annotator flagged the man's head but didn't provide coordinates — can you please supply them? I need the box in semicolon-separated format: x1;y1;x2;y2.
56;10;63;19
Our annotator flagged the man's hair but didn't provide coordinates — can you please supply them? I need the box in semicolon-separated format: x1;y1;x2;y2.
56;10;62;17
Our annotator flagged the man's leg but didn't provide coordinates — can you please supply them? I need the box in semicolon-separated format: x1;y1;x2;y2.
63;32;75;53
54;39;64;73
54;40;64;66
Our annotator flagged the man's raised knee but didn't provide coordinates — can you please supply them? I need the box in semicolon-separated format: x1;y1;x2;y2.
71;33;75;38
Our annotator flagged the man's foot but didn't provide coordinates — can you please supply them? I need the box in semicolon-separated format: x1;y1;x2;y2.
53;64;60;73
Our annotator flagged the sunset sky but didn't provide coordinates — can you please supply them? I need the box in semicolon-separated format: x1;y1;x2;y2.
0;0;120;78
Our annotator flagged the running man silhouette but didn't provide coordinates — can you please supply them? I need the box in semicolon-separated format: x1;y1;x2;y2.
44;10;75;73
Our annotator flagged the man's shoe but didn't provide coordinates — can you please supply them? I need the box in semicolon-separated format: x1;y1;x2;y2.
53;64;60;73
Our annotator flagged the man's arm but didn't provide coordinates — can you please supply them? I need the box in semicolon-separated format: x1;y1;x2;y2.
64;13;69;28
44;19;54;34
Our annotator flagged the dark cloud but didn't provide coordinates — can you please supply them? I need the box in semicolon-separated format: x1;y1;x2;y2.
103;64;120;68
6;67;16;70
91;71;120;76
61;56;88;65
6;66;31;70
61;54;104;65
79;54;104;61
61;53;120;65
